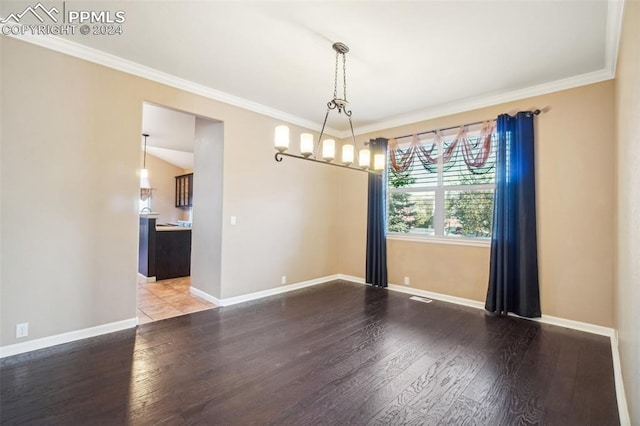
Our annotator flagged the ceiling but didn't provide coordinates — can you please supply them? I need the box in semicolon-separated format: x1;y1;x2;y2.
142;103;195;169
2;1;622;136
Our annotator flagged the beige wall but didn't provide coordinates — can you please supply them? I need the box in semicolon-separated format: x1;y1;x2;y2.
191;119;224;299
615;1;640;422
0;31;622;351
339;81;616;327
143;153;185;224
0;37;340;346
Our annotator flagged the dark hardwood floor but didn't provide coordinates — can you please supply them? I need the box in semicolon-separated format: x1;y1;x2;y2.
0;281;619;425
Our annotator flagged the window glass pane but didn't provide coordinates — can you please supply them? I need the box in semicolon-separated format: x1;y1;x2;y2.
445;190;494;238
386;127;496;240
388;192;435;235
388;137;438;189
442;133;496;186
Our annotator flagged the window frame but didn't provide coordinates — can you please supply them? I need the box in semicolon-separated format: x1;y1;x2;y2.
386;127;496;247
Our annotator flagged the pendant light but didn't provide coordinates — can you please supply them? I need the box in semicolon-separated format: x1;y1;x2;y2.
140;133;152;202
140;133;151;189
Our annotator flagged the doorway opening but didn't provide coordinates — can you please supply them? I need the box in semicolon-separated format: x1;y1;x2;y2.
136;102;223;323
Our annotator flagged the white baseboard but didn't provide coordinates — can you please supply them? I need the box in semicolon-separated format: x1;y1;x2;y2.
610;331;631;426
529;313;615;337
389;283;486;310
338;274;615;336
0;275;338;359
137;273;156;283
0;318;138;359
190;286;222;305
215;274;340;307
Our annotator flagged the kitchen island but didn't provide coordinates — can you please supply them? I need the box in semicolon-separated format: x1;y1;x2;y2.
139;216;192;281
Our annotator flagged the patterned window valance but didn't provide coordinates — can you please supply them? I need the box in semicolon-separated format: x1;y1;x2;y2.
388;121;496;175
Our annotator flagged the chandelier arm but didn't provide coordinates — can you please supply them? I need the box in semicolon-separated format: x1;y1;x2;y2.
316;108;332;158
348;116;357;146
275;152;379;174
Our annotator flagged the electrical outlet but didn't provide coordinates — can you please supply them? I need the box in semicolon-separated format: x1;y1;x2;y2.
404;276;410;286
16;322;29;338
281;275;287;285
230;216;237;225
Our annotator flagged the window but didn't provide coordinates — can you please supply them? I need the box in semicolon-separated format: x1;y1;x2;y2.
386;123;496;241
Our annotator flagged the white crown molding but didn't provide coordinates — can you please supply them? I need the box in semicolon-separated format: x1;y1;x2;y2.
349;0;625;138
0;25;342;138
605;0;626;76
1;0;625;140
0;318;138;359
350;68;614;137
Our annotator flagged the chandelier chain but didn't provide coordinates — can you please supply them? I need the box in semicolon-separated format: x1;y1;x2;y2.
342;53;347;102
333;50;339;100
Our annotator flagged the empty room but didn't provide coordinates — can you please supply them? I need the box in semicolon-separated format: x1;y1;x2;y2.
0;1;638;425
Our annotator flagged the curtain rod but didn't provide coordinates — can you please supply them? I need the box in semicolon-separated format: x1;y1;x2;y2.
391;109;541;141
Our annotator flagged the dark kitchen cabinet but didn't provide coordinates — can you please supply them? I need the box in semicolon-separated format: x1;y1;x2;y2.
175;173;193;208
155;229;192;280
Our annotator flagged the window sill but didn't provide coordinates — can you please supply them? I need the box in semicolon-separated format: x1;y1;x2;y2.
386;233;491;248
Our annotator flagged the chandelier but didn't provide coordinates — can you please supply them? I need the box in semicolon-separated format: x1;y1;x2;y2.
274;42;385;172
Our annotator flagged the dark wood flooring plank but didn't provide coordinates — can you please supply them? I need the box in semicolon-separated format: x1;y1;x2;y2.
438;317;540;426
539;328;582;426
0;281;620;426
482;323;563;426
344;306;474;425
225;291;430;425
125;288;384;423
127;286;394;424
572;332;620;426
366;310;517;426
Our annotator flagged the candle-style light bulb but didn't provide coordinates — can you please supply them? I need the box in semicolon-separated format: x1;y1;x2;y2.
322;139;335;162
359;149;370;169
342;144;354;166
274;125;290;153
300;133;314;158
374;153;385;171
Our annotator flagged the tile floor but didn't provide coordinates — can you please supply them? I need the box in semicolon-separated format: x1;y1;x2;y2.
137;276;216;323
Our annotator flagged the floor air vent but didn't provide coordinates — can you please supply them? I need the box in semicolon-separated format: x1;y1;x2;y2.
410;296;433;304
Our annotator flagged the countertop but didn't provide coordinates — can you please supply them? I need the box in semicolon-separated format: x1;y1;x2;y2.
156;225;192;232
